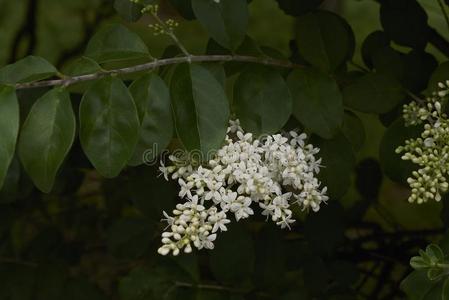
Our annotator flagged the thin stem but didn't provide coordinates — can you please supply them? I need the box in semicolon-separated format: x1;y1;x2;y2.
438;0;449;33
14;55;301;90
150;11;191;57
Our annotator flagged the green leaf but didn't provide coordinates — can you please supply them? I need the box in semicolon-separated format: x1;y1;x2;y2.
379;118;421;183
372;46;404;81
192;0;249;50
295;11;355;72
341;111;365;152
380;0;429;49
234;66;292;135
79;77;140;178
411;256;431;270
314;133;356;199
343;72;405;114
428;268;445;281
201;63;226;88
62;56;102;76
426;244;445;262
287;68;344;139
209;223;255;284
128;74;173;166
361;30;390;69
401;270;434;300
275;0;324;16
0;56;57;84
0;86;19;189
18;88;76;193
170;63;229;158
85;24;149;63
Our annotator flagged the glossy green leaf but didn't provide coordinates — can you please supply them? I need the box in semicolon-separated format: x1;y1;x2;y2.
170;63;229;158
343;72;405;114
234;66;292;135
202;63;226;88
85;24;149;63
192;0;249;50
296;11;355;72
287;68;344;139
80;77;140;178
62;56;102;76
0;56;57;84
128;74;173;166
0;86;19;189
18;88;75;193
209;223;255;284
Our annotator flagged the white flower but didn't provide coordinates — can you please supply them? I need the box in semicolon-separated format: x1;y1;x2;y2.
178;178;193;198
157;119;327;255
229;196;253;221
209;211;231;233
159;160;170;180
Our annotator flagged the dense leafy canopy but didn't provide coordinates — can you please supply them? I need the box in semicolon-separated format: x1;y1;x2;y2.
0;0;448;299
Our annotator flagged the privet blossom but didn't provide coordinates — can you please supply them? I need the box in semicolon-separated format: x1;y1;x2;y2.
157;120;328;256
396;81;449;203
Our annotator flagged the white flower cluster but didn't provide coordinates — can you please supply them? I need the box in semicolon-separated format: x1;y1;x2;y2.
396;81;449;203
157;120;328;256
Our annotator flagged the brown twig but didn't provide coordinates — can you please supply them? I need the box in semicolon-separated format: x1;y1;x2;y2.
14;55;301;90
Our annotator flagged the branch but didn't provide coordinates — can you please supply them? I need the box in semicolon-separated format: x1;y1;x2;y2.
14;55;301;90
